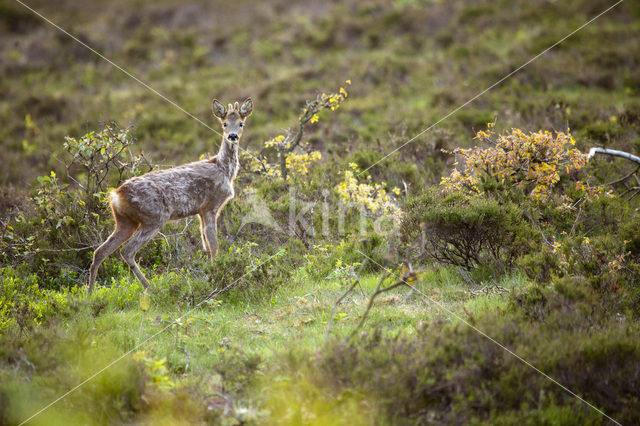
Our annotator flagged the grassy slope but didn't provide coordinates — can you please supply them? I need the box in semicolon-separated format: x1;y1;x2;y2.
1;0;639;188
2;270;524;424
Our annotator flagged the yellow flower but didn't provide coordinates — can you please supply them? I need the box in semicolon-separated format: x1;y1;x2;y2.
140;291;150;312
132;351;147;361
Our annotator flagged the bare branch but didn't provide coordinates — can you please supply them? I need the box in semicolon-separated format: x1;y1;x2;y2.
325;278;359;343
346;271;400;341
606;166;640;186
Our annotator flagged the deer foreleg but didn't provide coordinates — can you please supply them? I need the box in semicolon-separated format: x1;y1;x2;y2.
202;211;218;259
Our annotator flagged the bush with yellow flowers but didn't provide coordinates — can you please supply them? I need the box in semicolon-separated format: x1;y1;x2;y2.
334;163;403;222
440;124;611;207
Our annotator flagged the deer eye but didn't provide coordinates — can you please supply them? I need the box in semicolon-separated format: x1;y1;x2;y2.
223;123;227;127
239;123;244;128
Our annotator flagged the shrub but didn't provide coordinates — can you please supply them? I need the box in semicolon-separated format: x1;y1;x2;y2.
401;189;537;273
550;235;635;290
0;266;75;335
302;235;387;280
440;124;609;206
1;125;154;289
147;239;303;308
241;82;349;181
334;162;403;221
301;280;640;424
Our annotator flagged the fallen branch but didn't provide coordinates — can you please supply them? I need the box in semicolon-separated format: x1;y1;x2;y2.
589;148;640;199
607;165;640;186
469;283;510;296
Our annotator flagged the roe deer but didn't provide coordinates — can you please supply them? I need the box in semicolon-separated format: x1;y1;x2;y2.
88;98;253;295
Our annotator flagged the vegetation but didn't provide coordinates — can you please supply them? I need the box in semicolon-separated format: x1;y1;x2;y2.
1;0;640;424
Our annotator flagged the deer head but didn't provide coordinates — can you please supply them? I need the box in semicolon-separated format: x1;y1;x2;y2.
211;98;253;144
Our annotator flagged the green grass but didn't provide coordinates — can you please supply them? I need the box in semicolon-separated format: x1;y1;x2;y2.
1;267;519;424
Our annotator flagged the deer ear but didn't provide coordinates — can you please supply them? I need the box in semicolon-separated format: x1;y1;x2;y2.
239;97;253;118
211;99;226;119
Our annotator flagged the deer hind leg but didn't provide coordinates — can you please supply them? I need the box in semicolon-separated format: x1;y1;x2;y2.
198;213;209;253
120;223;162;289
89;214;138;295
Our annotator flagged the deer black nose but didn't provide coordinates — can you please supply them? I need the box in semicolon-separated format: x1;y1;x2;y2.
228;133;238;141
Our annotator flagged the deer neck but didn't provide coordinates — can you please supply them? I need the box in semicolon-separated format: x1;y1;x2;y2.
217;138;239;181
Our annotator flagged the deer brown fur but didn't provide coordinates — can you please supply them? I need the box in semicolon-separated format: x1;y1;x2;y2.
88;98;253;295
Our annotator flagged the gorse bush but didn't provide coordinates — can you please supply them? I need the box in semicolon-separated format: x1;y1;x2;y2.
401;125;640;284
335;162;403;221
441;124;610;206
241;82;349;182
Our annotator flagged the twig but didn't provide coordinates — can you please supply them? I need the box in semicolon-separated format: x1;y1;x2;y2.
569;206;583;237
346;271;400;342
300;291;320;304
195;287;220;308
181;344;190;373
325;278;359;343
628;188;640;200
606;166;640;186
325;260;369;341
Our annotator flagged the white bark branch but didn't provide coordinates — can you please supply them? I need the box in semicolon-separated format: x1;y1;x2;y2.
588;148;640;165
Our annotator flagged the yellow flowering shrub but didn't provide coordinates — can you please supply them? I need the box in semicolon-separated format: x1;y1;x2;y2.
241;144;321;180
334;163;402;221
240;149;282;179
264;134;288;150
441;124;610;204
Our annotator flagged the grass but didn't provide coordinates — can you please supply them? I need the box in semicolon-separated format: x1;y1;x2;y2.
1;267;522;424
